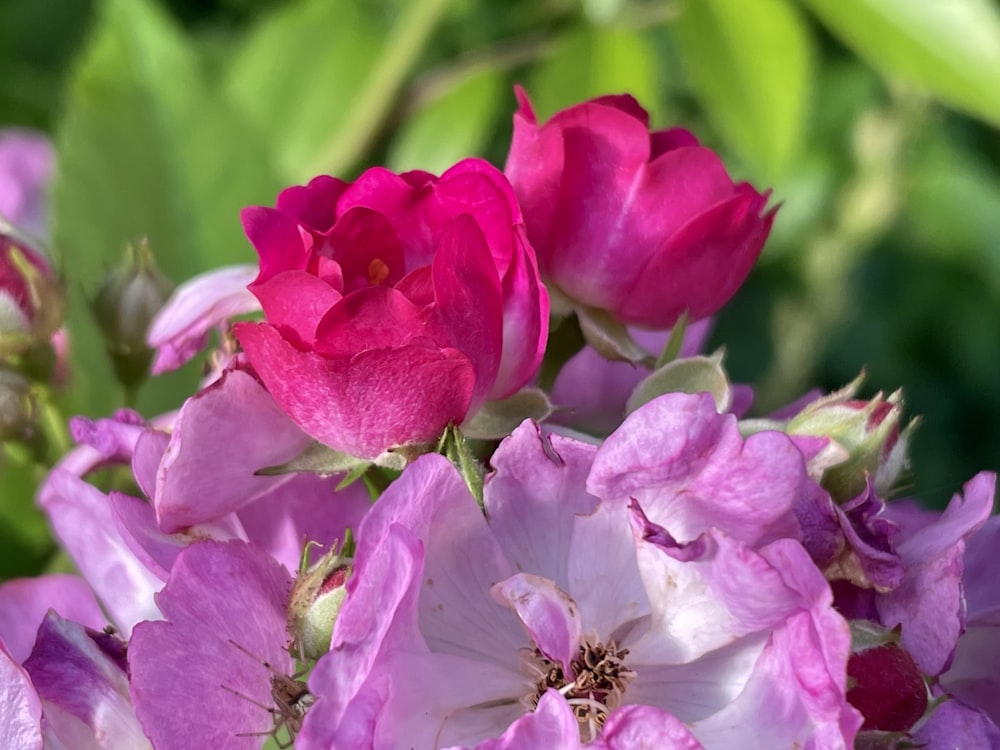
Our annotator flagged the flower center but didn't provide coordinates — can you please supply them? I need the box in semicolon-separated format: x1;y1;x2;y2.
522;638;636;743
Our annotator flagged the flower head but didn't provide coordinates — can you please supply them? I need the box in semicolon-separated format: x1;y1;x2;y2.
505;88;773;330
235;158;548;460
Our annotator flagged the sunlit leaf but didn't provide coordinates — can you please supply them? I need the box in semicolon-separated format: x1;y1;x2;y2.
387;67;506;174
53;0;280;416
671;0;814;180
804;0;1000;126
225;0;450;182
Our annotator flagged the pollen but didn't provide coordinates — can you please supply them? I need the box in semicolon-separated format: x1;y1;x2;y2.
367;258;390;285
521;638;636;743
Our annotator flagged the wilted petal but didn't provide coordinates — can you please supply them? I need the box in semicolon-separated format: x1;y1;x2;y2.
23;612;149;750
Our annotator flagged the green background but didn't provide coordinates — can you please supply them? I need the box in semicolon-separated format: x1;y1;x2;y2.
2;0;999;578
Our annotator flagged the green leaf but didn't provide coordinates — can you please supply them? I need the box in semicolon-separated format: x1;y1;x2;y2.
53;0;281;417
224;0;450;182
626;352;732;416
526;23;666;123
462;386;555;440
803;0;1000;126
671;0;814;180
387;67;506;174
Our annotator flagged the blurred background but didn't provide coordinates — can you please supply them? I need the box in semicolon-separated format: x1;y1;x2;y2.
1;0;999;577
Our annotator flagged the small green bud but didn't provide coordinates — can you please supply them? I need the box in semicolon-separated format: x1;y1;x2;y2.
0;224;63;358
786;376;909;502
0;368;37;442
91;239;174;393
287;537;354;660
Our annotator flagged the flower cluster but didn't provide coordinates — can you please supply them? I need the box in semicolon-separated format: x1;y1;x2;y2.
1;91;997;750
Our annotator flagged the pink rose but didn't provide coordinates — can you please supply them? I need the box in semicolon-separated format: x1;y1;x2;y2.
235;158;548;460
505;87;775;329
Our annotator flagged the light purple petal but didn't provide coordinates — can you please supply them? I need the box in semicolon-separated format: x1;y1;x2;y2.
960;512;1000;626
0;128;54;240
492;573;582;673
148;265;260;374
128;541;291;750
877;471;996;675
353;454;523;664
450;690;583;750
0;643;43;750
589;392;804;547
237;471;370;572
37;470;162;635
486;422;599;586
912;695;1000;749
154;368;313;531
0;575;106;663
108;491;246;580
301;524;427;750
595;704;704;750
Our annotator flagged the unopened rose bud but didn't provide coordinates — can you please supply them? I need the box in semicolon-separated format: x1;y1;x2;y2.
0;367;37;442
287;542;353;660
786;377;910;502
91;239;173;393
847;621;928;735
0;225;63;358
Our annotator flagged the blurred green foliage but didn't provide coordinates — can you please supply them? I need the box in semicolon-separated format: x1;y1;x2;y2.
1;0;999;578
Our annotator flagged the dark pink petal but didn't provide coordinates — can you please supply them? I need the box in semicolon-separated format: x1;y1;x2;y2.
241;206;312;285
128;541;291;750
249;269;342;347
618;186;773;327
550;139;736;314
0;644;42;750
154;368;314;532
275;174;348;232
324;206;405;292
23;612;149;749
649;127;701;158
489;226;548;400
314;286;436;356
0;575;106;663
236;322;475;458
431;214;504;405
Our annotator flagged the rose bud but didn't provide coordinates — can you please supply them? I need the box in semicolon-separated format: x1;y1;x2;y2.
0;367;37;442
847;621;928;734
786;377;909;503
287;544;353;661
0;224;63;360
91;238;174;393
505;87;774;337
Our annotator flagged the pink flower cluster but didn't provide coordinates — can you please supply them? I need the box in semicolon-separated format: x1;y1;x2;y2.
2;91;998;750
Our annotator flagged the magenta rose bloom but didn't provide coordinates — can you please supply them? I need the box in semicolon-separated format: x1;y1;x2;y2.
505;87;774;329
235;158;548;460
